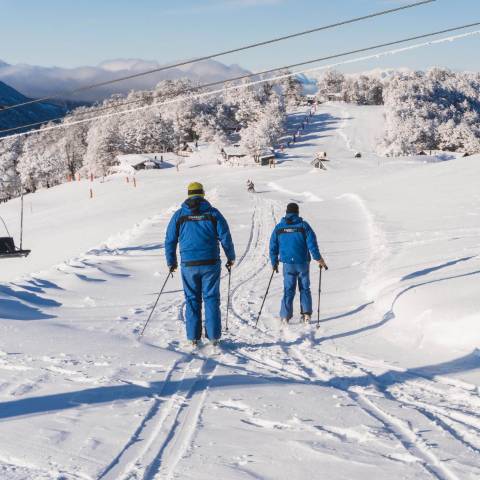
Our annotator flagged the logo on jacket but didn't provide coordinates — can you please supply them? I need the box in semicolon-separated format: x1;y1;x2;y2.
278;227;305;235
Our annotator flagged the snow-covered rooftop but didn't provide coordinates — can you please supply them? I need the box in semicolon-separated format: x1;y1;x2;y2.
222;146;247;157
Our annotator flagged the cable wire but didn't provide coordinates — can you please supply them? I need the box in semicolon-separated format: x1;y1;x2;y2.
0;0;436;114
1;21;479;139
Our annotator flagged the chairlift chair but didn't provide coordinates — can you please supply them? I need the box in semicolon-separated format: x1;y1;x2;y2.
0;187;30;259
0;236;30;258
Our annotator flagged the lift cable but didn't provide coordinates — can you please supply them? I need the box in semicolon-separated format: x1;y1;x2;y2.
1;21;479;140
0;0;436;115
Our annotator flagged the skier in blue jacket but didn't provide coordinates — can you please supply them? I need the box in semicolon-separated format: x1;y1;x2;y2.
269;202;328;324
165;182;235;346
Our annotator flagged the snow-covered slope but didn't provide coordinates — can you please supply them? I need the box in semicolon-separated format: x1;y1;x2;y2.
0;104;479;479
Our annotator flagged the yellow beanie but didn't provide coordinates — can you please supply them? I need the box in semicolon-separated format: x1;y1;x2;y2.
188;182;205;197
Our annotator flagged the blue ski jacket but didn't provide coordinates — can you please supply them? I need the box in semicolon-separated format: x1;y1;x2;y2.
269;213;321;266
165;197;236;267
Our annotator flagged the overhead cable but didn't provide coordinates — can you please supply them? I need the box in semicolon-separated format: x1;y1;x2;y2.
2;23;479;140
0;0;436;114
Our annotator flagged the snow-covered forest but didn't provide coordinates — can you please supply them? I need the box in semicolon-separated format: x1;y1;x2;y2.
382;69;480;155
314;68;480;156
0;75;297;196
3;66;480;199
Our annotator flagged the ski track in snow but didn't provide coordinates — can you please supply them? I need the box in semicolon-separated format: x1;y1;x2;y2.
94;197;272;480
86;172;480;479
99;357;216;480
220;193;480;479
1;106;480;479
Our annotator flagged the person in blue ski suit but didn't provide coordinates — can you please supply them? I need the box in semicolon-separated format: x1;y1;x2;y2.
269;202;328;323
165;182;236;344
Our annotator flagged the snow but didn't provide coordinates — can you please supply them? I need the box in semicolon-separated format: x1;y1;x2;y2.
1;104;480;479
113;153;176;173
221;146;247;158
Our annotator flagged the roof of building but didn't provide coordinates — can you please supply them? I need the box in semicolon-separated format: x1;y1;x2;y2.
222;146;247;157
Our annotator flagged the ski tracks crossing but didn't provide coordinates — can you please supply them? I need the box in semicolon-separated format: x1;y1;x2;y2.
99;197;268;480
220;196;480;479
100;194;480;479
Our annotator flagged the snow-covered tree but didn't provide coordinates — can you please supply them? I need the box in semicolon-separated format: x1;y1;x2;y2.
240;93;284;157
316;70;346;101
233;80;262;128
120;108;175;153
382;69;480;155
280;71;303;107
0;136;23;198
62;121;88;178
17;126;67;191
84;117;123;176
343;75;383;105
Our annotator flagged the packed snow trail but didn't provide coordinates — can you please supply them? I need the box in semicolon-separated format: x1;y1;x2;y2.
1;105;480;479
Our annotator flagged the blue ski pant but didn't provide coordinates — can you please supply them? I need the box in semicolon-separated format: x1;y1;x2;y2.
181;263;221;340
281;263;312;320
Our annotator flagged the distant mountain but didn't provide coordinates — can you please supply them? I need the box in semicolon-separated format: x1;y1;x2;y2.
0;58;251;103
0;80;67;134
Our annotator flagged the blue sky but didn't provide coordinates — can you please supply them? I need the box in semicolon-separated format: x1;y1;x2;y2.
0;0;479;72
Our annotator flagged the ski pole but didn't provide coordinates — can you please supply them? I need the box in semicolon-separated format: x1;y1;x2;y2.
316;266;327;329
225;263;232;332
255;269;276;327
140;271;173;337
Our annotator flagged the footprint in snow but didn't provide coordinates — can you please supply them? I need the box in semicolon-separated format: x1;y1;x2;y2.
240;418;291;430
214;399;253;414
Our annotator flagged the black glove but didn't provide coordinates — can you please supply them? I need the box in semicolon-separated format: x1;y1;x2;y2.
273;263;279;274
318;258;328;270
169;264;177;273
226;259;235;271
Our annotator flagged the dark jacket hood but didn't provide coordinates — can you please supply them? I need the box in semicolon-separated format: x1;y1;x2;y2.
182;196;211;214
283;213;303;224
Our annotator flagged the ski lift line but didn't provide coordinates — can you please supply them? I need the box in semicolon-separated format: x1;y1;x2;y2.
3;27;480;141
75;0;467;136
2;23;480;141
294;29;480;77
0;0;436;115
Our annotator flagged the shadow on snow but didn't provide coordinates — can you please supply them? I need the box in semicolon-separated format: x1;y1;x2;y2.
0;346;478;423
